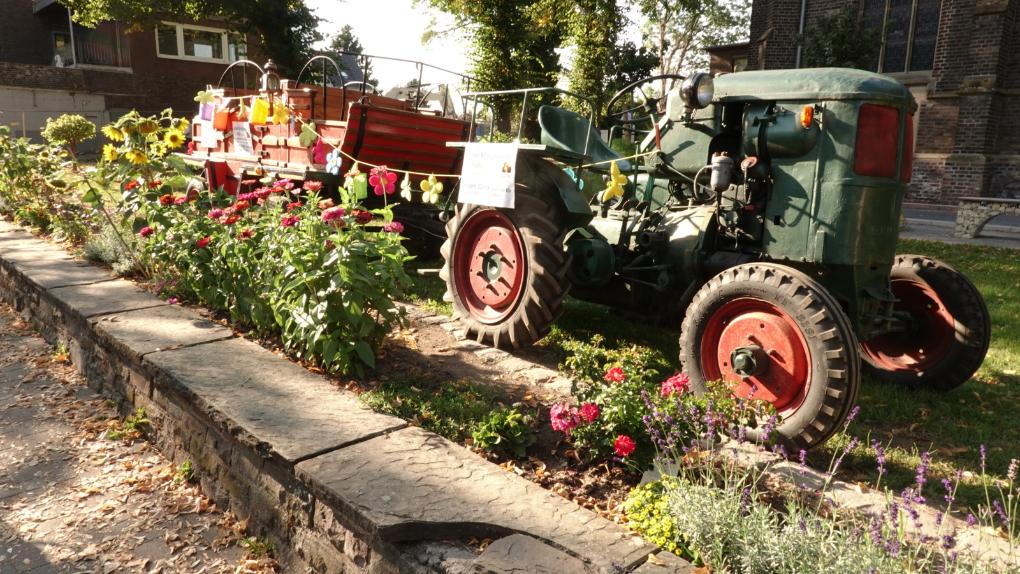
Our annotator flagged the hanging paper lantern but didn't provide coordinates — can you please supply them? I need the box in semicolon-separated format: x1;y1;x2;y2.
250;97;270;125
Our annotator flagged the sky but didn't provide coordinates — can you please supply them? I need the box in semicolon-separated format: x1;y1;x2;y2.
305;0;471;90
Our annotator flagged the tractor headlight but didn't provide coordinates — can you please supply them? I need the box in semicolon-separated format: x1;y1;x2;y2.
681;72;714;109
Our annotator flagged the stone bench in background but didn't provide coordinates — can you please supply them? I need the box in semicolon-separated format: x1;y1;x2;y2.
954;196;1020;238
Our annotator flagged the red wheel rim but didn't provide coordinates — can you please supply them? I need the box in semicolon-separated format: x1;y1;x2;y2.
699;298;811;413
861;279;955;373
452;210;526;324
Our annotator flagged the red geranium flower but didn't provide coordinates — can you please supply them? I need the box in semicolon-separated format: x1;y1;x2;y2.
660;372;691;397
549;403;579;434
614;435;636;457
196;236;211;249
579;402;599;424
604;367;625;384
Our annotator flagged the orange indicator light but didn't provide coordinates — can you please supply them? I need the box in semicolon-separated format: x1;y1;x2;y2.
799;105;814;129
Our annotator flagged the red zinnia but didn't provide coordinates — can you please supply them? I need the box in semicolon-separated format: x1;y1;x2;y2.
173;196;187;205
196;236;211;249
604;367;625;384
158;193;174;206
138;226;154;238
613;435;636;458
148;179;162;189
124;180;139;190
238;228;254;240
233;199;250;211
280;215;300;228
321;206;346;225
302;180;323;192
221;214;240;225
383;221;404;234
352;209;372;224
286;201;303;212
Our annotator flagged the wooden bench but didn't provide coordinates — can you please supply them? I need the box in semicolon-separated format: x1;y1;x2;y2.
954;196;1020;238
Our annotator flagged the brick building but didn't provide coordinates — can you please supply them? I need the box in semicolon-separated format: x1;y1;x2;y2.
746;0;1020;204
0;0;262;150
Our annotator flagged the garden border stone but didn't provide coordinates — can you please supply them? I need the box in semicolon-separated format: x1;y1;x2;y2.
0;219;674;574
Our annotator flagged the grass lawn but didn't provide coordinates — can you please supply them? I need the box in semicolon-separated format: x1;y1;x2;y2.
402;239;1020;511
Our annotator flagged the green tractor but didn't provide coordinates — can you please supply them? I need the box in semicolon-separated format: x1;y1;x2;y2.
440;69;991;449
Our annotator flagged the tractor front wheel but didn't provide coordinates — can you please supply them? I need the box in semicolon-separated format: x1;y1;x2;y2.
679;263;860;450
860;255;990;391
440;174;569;349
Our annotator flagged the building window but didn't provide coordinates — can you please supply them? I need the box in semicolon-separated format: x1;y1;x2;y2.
155;22;246;64
862;0;942;73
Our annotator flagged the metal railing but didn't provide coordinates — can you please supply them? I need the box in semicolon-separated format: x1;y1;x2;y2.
461;87;597;154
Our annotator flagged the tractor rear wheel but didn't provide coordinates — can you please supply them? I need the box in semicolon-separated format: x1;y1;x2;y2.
679;263;860;450
440;167;569;350
860;255;990;391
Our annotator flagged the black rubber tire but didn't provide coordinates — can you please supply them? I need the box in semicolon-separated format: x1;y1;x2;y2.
860;254;990;391
439;155;570;350
679;263;861;450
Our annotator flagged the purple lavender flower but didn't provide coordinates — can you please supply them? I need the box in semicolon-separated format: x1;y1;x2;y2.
942;477;955;505
844;405;861;429
799;449;807;466
992;499;1009;526
941;534;957;550
869;517;883;546
739;487;752;514
980;444;987;474
760;413;777;443
966;513;978;527
1008;458;1018;481
872;439;887;477
915;451;931;492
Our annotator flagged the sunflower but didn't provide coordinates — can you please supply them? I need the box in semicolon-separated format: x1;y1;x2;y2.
101;125;124;142
164;130;185;148
102;144;119;162
125;149;148;165
175;118;190;132
138;120;159;135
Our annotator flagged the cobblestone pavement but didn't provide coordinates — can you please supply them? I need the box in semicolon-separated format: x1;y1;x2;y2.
0;302;274;574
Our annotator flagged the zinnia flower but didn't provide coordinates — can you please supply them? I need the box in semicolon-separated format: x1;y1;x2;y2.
352;209;372;224
164;130;185;148
174;196;187;205
368;165;397;196
101;125;124;142
579;402;599;424
383;221;404;234
207;208;225;220
238;228;254;240
196;236;211;249
158;194;174;206
138;226;154;238
275;179;295;191
549;403;579;434
233;199;250;211
102;144;119;162
280;215;300;228
604;366;625;384
286;201;302;212
302;180;323;192
221;214;240;225
660;372;690;397
321;206;346;224
614;435;636;457
123;180;139;191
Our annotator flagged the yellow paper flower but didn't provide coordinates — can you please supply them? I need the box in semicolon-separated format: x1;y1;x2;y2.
126;149;148;165
101;125;124;142
400;173;413;201
138;120;158;135
102;144;119;162
599;161;628;203
271;100;290;125
419;174;444;204
164;130;185;148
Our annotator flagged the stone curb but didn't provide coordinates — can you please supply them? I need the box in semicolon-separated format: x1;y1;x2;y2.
0;220;681;574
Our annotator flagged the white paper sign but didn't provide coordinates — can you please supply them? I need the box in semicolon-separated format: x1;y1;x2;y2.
458;143;518;209
232;122;254;156
197;120;223;149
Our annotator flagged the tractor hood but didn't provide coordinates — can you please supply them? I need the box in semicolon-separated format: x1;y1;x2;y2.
713;68;913;106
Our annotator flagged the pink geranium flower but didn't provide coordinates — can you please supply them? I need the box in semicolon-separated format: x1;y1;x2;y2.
660;372;691;397
549;403;579;434
369;165;397;196
383;221;404;234
614;435;636;457
604;366;625;384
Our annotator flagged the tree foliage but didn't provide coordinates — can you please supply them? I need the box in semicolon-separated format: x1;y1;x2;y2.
800;6;880;70
58;0;321;75
322;24;377;87
638;0;750;91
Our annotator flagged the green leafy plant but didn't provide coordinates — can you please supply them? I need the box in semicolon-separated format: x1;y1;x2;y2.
239;536;276;559
471;406;536;458
361;378;499;441
175;460;197;484
40;114;96;156
623;477;687;558
106;407;150;442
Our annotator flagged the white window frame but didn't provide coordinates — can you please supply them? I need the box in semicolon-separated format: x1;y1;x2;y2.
155;21;244;64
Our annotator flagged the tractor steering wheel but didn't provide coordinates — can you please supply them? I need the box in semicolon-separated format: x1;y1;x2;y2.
605;74;686;126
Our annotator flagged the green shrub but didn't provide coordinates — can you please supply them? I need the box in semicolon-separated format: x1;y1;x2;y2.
41;114;96;155
82;222;142;275
361;378;499;441
471;406;536;458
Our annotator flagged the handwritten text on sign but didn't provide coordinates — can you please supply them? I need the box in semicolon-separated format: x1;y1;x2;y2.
458;143;518;209
232;122;254;156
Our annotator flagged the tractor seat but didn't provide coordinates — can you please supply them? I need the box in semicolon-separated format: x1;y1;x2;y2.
538;106;631;172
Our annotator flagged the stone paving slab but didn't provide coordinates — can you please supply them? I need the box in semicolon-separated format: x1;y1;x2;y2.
296;426;656;573
7;258;116;289
91;304;234;357
146;337;408;464
49;280;167;318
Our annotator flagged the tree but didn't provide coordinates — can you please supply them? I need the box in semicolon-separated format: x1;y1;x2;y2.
604;41;659;100
421;0;562;133
58;0;321;75
561;0;623;115
324;25;377;87
800;7;880;70
637;0;750;93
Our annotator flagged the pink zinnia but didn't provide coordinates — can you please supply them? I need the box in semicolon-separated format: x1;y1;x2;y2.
286;201;303;212
173;196;187;205
280;215;300;228
383;221;404;234
579;402;599;424
275;179;295;191
549;403;579;434
322;206;346;224
614;435;636;457
207;208;224;220
604;367;625;384
303;180;323;192
660;372;690;397
368;165;397;196
138;226;154;238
